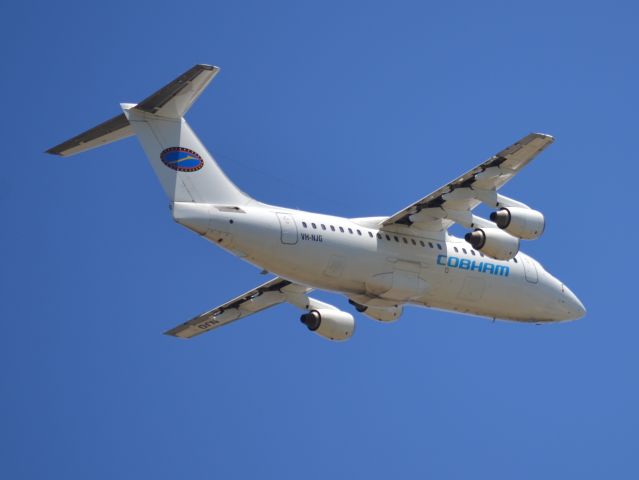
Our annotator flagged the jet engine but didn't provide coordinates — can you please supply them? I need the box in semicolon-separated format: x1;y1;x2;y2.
300;308;355;341
349;299;403;322
464;228;519;260
490;207;545;240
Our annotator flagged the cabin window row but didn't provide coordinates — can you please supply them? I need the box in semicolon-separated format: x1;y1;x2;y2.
300;221;444;250
300;221;518;263
302;221;363;235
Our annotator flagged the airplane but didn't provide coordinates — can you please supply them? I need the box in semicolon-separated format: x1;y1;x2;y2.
47;64;586;341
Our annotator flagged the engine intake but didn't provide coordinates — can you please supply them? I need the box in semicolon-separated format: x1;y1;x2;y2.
465;227;519;260
300;308;355;341
490;207;545;240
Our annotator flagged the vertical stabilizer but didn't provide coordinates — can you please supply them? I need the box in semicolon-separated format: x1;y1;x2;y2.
123;105;252;205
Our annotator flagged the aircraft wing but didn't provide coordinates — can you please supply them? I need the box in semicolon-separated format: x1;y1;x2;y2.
382;133;554;230
165;277;313;339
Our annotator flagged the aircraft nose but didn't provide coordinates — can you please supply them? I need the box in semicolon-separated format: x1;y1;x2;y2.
559;284;586;321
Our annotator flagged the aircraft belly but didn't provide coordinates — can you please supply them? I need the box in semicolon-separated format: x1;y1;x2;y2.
365;261;428;302
415;265;536;321
236;232;372;294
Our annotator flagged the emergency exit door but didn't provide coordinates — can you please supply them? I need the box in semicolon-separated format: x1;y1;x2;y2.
522;256;538;283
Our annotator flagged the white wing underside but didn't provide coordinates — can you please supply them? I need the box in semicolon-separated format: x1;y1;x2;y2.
165;277;313;339
382;133;554;231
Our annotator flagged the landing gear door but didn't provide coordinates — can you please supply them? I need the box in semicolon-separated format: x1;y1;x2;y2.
522;255;538;283
276;213;298;245
366;260;428;301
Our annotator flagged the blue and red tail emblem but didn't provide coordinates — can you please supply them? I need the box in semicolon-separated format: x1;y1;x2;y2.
160;147;204;172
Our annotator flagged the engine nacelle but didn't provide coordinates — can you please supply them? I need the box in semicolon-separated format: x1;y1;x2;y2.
464;227;519;260
349;299;403;322
300;309;355;341
490;207;545;240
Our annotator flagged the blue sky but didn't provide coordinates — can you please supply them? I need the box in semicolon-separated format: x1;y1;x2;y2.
2;1;638;478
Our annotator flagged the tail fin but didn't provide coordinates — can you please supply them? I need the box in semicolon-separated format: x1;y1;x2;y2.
46;64;253;205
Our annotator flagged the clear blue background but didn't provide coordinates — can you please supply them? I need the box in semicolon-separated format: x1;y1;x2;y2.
2;1;637;478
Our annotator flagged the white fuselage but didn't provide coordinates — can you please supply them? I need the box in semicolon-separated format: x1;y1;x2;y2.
173;202;585;323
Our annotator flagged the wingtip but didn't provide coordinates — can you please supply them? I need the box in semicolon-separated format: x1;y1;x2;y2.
163;332;187;339
163;324;193;338
163;328;182;338
45;147;65;156
197;64;220;72
533;132;555;142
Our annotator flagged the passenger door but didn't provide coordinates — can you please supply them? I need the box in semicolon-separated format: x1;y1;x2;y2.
276;213;298;245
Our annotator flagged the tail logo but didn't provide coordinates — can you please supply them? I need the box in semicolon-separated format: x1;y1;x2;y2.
160;147;204;172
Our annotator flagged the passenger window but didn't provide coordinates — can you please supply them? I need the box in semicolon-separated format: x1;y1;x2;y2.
462;248;467;254
357;230;362;236
339;226;344;233
437;243;442;250
513;257;518;263
330;225;335;232
311;223;317;229
471;250;476;256
420;240;425;247
376;233;382;239
385;234;391;241
302;222;307;228
411;239;416;245
348;228;353;234
480;252;484;257
428;242;434;248
454;247;459;253
321;224;326;230
402;237;407;244
394;236;399;242
368;231;373;238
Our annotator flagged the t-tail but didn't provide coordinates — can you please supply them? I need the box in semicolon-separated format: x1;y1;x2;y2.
46;64;254;206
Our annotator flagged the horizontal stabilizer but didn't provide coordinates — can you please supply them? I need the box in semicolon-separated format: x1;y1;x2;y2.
135;64;219;118
46;64;220;157
46;113;133;157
